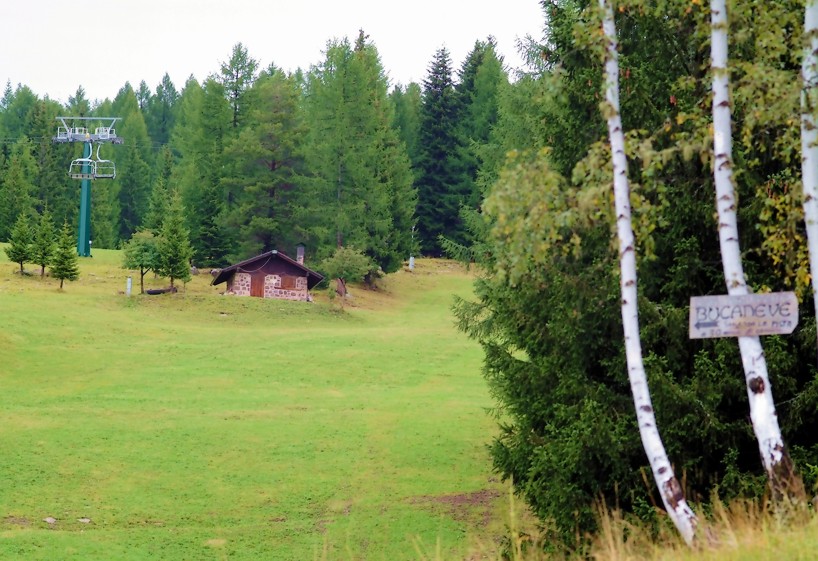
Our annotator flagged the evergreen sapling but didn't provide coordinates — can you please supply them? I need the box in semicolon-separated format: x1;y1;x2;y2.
31;209;56;278
5;213;34;274
51;221;80;289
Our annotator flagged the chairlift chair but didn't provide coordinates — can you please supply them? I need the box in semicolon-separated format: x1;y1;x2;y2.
55;126;71;142
95;127;116;141
68;157;96;180
93;144;116;179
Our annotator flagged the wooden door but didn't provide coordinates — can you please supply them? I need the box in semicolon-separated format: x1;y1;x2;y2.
250;275;265;297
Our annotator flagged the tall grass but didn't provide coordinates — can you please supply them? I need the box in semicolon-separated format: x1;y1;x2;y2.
459;491;817;561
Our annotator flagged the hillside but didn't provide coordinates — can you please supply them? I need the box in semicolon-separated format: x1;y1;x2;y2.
0;250;504;560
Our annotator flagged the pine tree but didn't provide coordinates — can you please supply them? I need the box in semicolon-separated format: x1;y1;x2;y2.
31;209;56;278
157;192;193;288
4;212;34;274
51;221;80;289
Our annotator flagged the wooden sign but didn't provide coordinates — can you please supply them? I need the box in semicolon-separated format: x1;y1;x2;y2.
689;292;798;339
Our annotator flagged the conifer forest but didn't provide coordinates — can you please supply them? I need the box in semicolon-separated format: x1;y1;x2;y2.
3;0;818;545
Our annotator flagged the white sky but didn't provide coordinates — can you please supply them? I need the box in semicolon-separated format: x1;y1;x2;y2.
2;0;544;105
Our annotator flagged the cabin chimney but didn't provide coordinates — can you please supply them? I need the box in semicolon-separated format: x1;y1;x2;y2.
296;243;305;265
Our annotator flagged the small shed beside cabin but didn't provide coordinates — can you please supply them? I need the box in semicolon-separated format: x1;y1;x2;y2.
211;250;324;301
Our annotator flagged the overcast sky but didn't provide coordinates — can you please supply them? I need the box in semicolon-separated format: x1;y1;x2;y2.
3;0;544;105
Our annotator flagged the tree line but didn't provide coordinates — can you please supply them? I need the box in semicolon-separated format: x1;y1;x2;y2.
0;32;507;279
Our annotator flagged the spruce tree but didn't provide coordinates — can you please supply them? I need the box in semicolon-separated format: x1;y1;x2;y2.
415;47;462;255
146;74;179;146
1;84;38;139
144;146;174;234
51;221;80;289
157;192;193;288
454;39;506;209
5;212;34;274
113;84;154;242
0;137;36;240
27;100;74;227
31;209;56;278
389;83;422;164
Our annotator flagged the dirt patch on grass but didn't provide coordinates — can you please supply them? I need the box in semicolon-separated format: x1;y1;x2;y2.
409;489;501;526
3;516;31;527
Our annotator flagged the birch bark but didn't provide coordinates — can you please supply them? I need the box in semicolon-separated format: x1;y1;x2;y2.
599;0;697;545
710;0;796;495
802;0;818;349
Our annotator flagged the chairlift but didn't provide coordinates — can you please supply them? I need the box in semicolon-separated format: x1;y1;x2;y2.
55;126;71;142
93;144;116;179
68;157;96;180
95;126;116;141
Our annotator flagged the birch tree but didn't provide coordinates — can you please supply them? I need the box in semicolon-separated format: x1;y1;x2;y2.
710;0;797;496
802;0;818;349
599;0;696;544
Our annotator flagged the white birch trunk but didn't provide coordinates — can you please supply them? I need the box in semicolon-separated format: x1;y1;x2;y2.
711;0;794;492
600;0;697;545
802;0;818;349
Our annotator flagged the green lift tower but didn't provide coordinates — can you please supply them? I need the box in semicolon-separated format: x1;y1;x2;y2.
53;117;122;256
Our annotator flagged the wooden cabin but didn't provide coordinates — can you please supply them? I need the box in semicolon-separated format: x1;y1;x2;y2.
210;249;324;301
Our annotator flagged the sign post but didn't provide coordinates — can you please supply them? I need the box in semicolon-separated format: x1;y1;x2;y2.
689;292;798;339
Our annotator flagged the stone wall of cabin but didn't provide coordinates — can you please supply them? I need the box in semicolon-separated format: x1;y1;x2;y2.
230;272;251;296
264;274;308;301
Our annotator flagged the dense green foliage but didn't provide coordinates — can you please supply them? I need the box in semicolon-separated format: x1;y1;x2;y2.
0;32;509;274
319;245;373;285
31;209;55;277
51;221;80;289
4;212;33;273
3;3;818;548
122;230;160;294
156;192;193;288
453;0;818;545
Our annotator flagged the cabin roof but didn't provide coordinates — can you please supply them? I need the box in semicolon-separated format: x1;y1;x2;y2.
210;250;324;288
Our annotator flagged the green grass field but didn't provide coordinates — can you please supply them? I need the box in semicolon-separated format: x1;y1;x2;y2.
0;249;501;560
